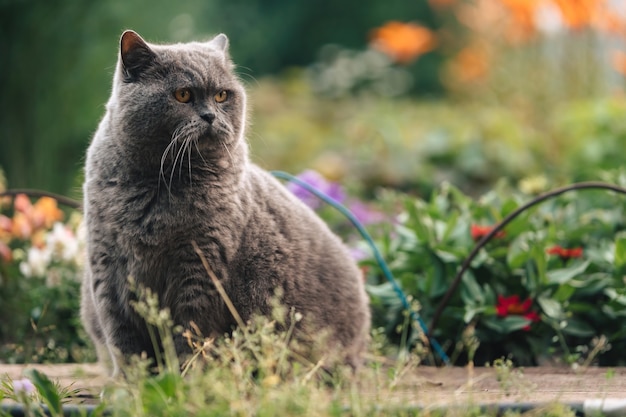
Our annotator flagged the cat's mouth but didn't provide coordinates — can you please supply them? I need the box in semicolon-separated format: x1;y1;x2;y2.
197;124;234;147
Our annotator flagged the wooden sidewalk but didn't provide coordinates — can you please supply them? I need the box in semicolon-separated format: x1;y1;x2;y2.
1;363;625;407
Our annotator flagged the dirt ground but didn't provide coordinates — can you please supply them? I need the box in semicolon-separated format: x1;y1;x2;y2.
1;363;625;408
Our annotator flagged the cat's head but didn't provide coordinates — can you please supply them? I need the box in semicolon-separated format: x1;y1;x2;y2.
110;30;247;166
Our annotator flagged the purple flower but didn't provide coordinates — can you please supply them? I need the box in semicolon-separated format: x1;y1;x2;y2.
286;170;346;209
348;246;370;262
348;201;385;225
13;378;36;396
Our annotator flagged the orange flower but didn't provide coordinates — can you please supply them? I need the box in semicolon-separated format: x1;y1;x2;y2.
31;197;64;229
12;194;64;233
11;212;32;240
552;0;599;30
612;50;626;77
500;0;542;41
370;21;437;64
470;224;506;241
0;215;12;244
449;44;491;83
593;2;626;34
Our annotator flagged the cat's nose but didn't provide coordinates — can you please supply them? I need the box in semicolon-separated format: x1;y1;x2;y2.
200;111;216;124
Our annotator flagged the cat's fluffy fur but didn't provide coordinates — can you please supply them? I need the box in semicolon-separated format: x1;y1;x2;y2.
81;30;370;376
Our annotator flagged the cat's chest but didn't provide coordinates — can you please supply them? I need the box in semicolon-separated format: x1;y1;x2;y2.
122;192;212;243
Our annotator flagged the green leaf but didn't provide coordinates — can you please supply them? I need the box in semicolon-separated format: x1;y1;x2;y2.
433;248;459;263
428;252;450;298
500;198;520;218
142;372;182;414
24;369;61;415
553;284;576;302
461;272;484;306
507;234;530;269
615;234;626;269
469;248;490;268
530;243;548;285
463;306;486;323
537;296;564;320
404;200;432;243
366;283;404;307
482;315;532;334
561;318;595;337
441;211;460;242
546;260;590;285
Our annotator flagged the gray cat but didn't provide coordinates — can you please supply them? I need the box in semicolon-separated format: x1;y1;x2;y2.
80;30;370;376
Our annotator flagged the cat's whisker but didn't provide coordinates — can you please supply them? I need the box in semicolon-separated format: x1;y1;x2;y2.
160;140;178;196
159;125;185;191
186;138;193;186
169;134;189;194
235;65;259;87
194;141;210;170
221;141;234;166
167;124;186;193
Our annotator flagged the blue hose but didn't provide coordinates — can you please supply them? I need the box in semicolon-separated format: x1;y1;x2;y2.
272;170;450;365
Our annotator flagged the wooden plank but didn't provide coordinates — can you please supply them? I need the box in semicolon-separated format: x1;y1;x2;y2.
1;364;625;407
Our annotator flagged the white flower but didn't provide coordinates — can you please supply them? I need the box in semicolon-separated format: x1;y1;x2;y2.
19;246;52;278
47;222;79;263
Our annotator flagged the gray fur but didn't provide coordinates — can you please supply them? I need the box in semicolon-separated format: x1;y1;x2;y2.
80;30;370;376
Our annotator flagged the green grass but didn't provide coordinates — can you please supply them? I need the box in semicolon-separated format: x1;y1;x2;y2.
0;291;585;417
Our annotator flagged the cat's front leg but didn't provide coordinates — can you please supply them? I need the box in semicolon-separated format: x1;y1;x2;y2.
87;263;153;376
167;268;235;366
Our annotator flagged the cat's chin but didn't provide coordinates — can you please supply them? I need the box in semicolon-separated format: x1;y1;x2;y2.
196;129;237;149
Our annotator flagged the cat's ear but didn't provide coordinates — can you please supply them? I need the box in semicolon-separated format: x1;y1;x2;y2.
120;30;156;81
208;33;229;54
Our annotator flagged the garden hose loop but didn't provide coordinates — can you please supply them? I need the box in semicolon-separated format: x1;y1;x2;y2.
271;170;451;364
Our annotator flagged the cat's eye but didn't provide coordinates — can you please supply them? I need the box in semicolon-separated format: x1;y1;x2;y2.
214;90;228;103
174;88;193;103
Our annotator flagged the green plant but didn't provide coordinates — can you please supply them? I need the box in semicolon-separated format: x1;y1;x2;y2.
363;170;626;366
0;281;588;417
0;191;93;364
0;369;99;417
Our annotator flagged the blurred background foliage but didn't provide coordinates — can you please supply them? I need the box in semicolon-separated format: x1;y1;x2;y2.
0;0;625;197
0;0;440;195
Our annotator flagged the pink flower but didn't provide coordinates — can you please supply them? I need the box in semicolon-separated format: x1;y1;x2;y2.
0;241;11;263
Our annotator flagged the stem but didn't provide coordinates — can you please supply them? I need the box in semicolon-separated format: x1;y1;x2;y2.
0;189;80;210
191;240;245;329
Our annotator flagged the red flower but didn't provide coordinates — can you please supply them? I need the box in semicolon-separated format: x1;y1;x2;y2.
546;245;583;259
496;295;540;331
496;295;529;316
470;224;506;241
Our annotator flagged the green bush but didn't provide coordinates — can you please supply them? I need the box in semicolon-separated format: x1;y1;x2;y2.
249;78;626;197
0;192;93;364
360;170;626;366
